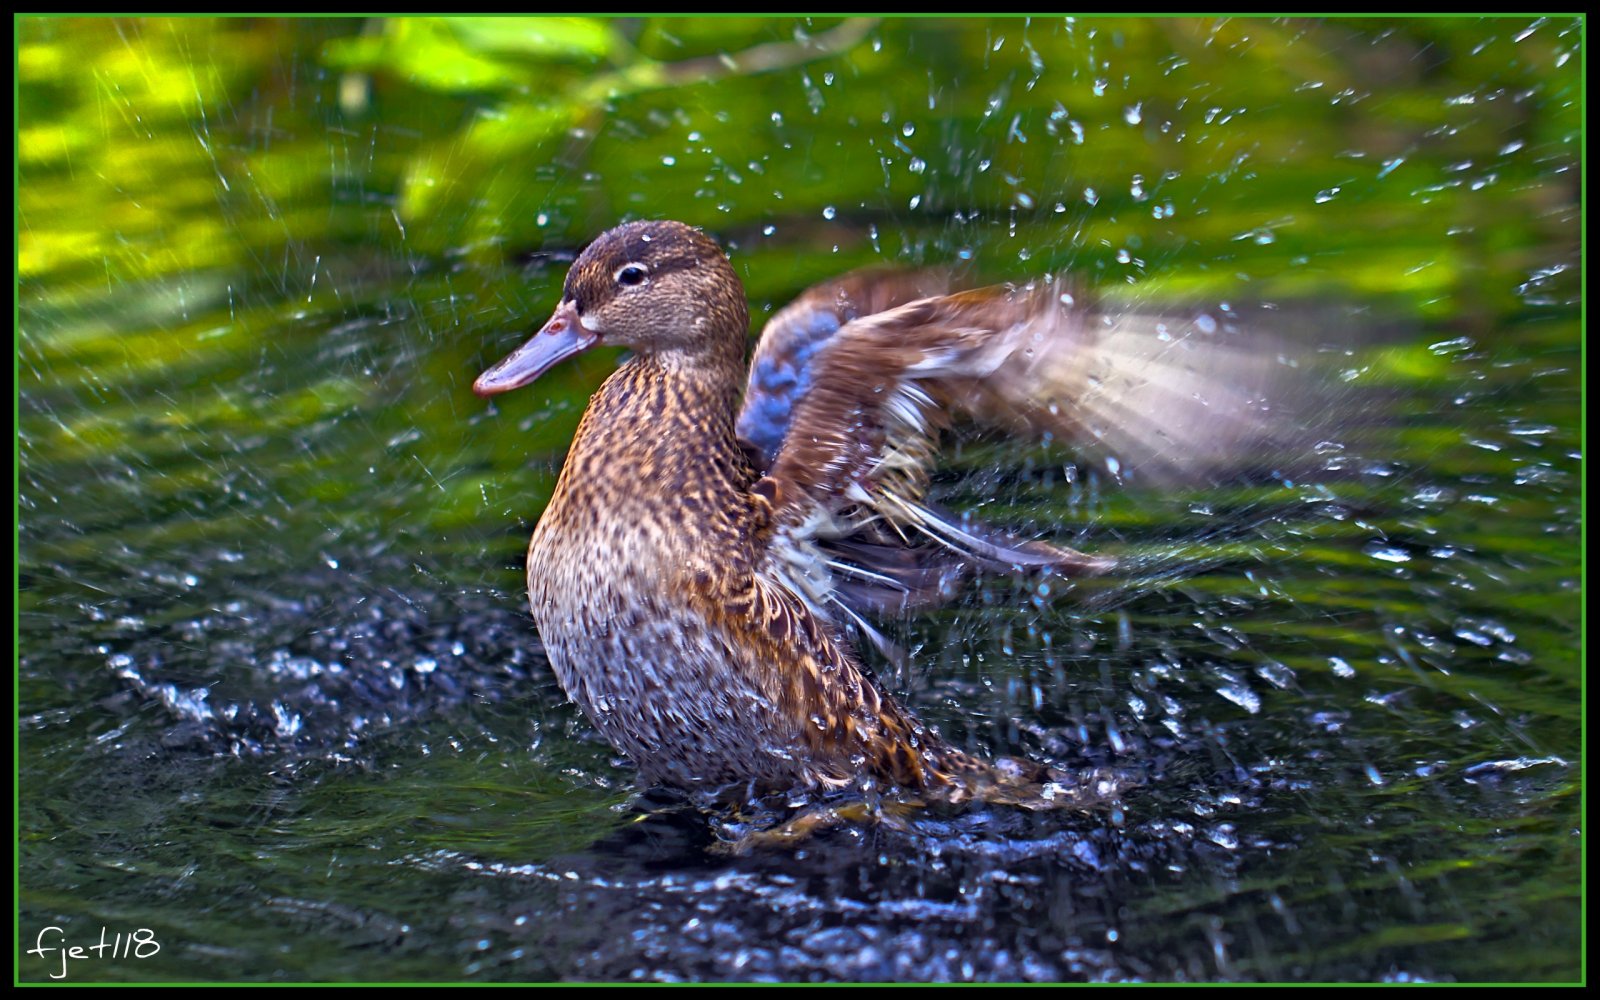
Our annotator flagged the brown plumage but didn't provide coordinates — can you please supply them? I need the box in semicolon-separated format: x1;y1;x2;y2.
474;220;1291;801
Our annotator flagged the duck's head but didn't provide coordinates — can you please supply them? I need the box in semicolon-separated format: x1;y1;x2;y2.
473;220;748;396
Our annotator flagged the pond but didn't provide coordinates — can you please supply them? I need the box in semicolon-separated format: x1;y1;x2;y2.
18;16;1581;983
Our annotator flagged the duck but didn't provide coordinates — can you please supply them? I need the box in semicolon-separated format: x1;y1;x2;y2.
473;219;1287;804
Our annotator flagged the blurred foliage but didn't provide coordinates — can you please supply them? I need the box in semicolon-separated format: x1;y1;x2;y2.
19;17;1581;307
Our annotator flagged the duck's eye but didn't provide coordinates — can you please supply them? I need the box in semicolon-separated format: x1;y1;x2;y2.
614;263;650;287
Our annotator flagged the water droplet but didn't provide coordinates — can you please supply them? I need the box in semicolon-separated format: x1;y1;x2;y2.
1256;661;1295;689
1365;543;1411;564
1217;683;1260;714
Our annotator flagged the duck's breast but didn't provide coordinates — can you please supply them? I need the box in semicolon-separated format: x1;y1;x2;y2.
524;408;819;788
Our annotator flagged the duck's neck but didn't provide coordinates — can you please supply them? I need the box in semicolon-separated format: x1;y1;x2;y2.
559;349;752;503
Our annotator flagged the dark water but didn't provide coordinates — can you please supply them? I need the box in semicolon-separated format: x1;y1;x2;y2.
19;17;1581;982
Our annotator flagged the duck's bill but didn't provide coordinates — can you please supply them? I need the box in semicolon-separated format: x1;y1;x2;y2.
472;301;596;396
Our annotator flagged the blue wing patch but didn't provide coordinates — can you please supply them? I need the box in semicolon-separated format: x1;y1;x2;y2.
737;308;844;464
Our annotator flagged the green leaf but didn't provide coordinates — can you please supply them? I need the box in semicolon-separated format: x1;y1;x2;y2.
443;16;618;63
324;18;528;93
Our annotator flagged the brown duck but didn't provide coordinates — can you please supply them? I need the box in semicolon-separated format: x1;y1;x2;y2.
474;220;1284;802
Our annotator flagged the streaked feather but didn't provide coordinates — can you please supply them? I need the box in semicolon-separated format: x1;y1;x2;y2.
741;274;1305;624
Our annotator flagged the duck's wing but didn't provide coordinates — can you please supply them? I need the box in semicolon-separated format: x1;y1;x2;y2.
737;269;953;468
680;569;953;791
739;272;1103;624
749;279;1302;594
954;298;1304;484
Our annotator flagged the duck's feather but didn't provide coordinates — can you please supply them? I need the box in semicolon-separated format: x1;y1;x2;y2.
681;567;958;790
744;282;1103;576
958;303;1298;483
737;274;1302;611
737;269;952;466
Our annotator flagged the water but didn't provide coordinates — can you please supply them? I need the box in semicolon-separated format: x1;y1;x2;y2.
18;17;1580;982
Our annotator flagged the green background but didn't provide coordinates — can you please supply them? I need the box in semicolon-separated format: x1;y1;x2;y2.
18;16;1582;982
